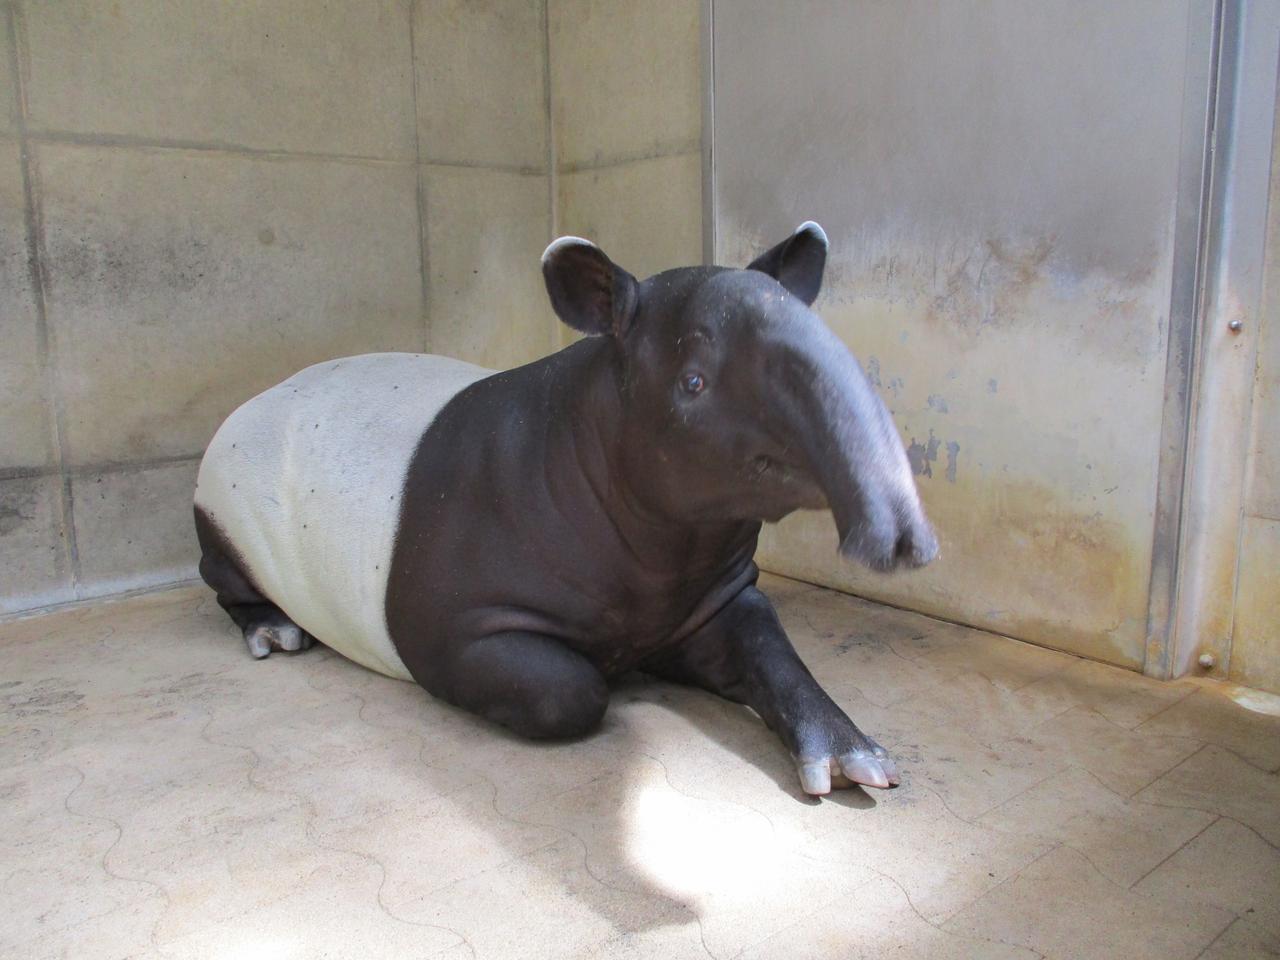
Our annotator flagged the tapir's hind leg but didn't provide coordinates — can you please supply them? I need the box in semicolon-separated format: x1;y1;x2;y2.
194;506;314;659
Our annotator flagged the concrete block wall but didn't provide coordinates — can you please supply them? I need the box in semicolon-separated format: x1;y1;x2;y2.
548;0;703;347
0;0;556;616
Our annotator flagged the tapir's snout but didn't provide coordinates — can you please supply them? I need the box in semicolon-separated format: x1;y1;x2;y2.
836;491;939;572
771;314;939;574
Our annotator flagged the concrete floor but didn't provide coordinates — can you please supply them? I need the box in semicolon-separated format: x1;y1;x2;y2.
3;575;1279;960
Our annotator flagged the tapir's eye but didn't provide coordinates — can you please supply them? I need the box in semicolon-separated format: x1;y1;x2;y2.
681;372;706;396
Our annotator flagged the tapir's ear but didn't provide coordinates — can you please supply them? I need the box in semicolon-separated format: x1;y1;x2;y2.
541;237;639;337
746;221;828;306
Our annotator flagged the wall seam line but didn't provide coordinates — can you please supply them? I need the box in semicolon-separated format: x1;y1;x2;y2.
32;126;550;175
26;127;417;167
1;453;204;483
558;141;702;175
701;0;716;266
5;1;80;597
542;0;559;354
406;0;430;353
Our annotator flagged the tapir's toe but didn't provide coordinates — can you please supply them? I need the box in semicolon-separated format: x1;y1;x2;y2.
839;752;891;789
245;625;273;659
794;722;900;796
799;760;833;795
243;613;314;660
873;749;901;786
798;753;899;795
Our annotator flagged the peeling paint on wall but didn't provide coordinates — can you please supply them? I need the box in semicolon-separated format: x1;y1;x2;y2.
714;0;1188;668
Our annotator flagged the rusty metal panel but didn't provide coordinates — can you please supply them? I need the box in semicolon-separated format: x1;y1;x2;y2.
711;0;1210;667
1173;0;1280;682
1227;19;1280;695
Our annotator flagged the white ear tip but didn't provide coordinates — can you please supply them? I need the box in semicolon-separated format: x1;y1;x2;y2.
797;221;828;248
541;235;598;264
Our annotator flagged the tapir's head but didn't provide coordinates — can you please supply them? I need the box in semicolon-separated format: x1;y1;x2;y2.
541;222;938;572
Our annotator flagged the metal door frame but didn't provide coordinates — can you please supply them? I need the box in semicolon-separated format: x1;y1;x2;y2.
1166;0;1280;680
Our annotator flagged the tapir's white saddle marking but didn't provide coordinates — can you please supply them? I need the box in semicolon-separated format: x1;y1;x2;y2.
195;353;493;680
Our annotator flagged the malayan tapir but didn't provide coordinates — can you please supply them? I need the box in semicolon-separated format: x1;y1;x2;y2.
193;222;938;796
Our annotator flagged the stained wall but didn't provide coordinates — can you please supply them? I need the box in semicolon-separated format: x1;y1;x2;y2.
712;0;1199;669
1231;89;1280;693
0;0;555;615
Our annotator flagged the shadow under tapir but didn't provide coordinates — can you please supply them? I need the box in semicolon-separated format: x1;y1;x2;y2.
193;221;939;796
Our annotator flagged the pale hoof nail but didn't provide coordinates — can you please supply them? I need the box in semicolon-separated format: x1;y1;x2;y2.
842;753;890;789
799;760;832;796
246;627;272;659
871;746;901;785
878;756;900;785
276;625;304;652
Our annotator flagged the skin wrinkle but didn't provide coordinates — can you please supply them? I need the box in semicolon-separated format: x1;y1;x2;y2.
553;341;764;645
760;318;919;564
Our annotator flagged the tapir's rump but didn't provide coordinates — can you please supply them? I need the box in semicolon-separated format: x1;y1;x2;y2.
194;353;492;680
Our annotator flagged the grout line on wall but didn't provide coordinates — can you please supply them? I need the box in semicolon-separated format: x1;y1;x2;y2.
0;464;51;482
5;1;81;597
542;0;560;354
420;156;548;176
1;454;202;485
26;127;419;168
543;0;557;239
701;0;716;266
407;0;430;353
558;140;703;176
33;127;550;177
67;453;203;478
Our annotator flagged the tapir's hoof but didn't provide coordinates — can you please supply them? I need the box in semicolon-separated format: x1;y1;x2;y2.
797;744;900;796
244;613;314;659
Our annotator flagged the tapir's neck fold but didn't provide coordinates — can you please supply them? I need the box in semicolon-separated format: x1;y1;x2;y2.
552;337;759;579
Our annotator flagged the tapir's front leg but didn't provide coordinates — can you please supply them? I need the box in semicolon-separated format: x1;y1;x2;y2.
643;585;898;795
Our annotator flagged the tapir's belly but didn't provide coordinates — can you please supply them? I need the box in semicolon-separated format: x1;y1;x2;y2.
195;353;493;680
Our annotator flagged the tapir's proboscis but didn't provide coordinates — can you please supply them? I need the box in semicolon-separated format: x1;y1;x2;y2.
194;222;939;796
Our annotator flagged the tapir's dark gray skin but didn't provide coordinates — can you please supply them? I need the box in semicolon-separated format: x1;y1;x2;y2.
200;223;939;796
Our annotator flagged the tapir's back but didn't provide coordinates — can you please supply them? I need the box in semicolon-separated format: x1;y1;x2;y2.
195;353;492;679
